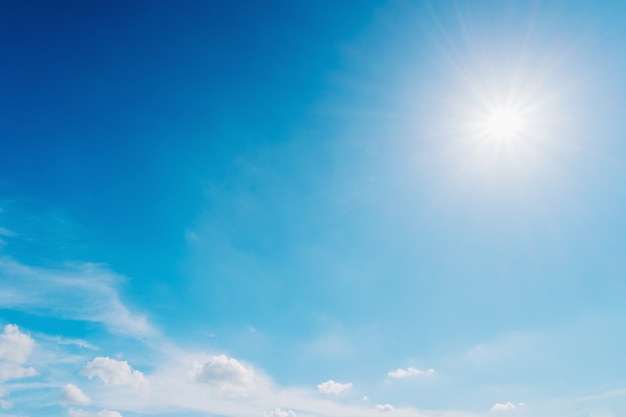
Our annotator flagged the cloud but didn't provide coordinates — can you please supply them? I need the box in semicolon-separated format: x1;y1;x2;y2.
81;357;148;392
61;384;91;406
0;257;155;338
0;387;11;409
374;404;395;412
387;367;434;379
491;402;516;411
43;335;98;351
97;411;123;417
263;408;297;417
68;409;123;417
0;227;15;238
191;354;256;396
317;380;352;395
0;324;38;382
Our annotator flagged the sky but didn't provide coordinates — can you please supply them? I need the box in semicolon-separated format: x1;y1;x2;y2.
1;0;626;416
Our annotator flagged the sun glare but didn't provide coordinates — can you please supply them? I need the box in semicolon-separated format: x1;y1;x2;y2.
486;108;523;138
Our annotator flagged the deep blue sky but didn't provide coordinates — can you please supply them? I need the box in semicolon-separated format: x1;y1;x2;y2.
1;1;626;417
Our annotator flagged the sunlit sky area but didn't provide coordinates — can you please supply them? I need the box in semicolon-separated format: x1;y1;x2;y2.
2;1;626;417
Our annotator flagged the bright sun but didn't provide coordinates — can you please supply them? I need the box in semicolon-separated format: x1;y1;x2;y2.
486;109;523;138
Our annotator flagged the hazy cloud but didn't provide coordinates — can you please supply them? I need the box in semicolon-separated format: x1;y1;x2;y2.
263;408;297;417
491;402;516;411
81;357;148;392
388;367;434;379
68;408;123;417
375;404;395;412
191;354;256;396
0;257;155;338
317;380;352;395
61;384;91;406
0;324;38;382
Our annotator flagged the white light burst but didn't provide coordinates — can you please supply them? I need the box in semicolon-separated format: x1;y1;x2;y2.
484;108;523;139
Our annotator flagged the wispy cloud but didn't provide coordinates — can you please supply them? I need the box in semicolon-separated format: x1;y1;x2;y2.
68;408;123;417
40;335;98;351
263;408;297;417
61;383;91;405
387;367;434;379
0;257;156;338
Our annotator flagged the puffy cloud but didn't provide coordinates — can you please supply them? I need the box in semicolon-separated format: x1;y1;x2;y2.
0;324;34;364
375;404;395;412
61;384;91;406
263;408;297;417
81;357;148;392
0;324;38;382
387;367;434;379
68;409;123;417
491;402;516;411
191;354;255;396
317;380;352;395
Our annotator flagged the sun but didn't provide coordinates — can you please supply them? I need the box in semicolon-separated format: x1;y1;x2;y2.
485;108;523;138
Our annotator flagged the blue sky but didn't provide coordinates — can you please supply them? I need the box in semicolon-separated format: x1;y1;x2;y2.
1;1;626;416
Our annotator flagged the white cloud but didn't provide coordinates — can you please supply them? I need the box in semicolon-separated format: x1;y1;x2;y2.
0;257;155;338
0;324;34;364
387;367;434;379
317;380;352;395
191;354;256;396
68;409;90;417
0;388;11;410
0;227;14;237
68;408;123;417
81;357;148;392
263;408;297;417
97;411;123;417
44;335;98;351
0;324;38;382
491;402;516;411
375;404;395;412
61;383;91;406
